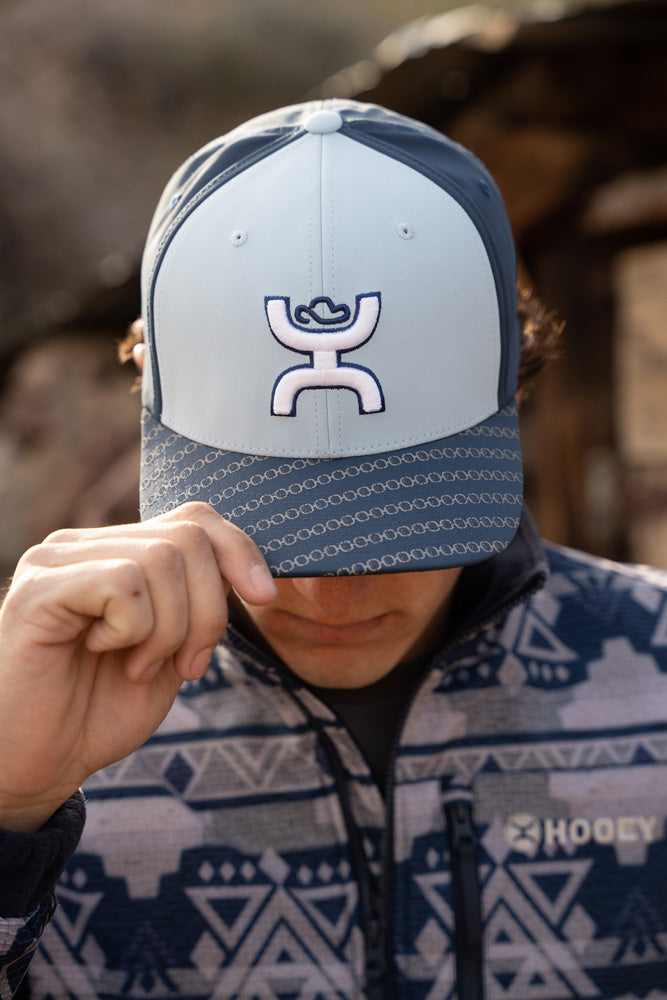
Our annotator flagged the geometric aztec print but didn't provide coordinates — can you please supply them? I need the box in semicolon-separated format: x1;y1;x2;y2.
31;844;365;999
395;831;667;998
6;521;667;999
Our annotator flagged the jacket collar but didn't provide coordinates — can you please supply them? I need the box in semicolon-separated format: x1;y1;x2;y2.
446;509;549;647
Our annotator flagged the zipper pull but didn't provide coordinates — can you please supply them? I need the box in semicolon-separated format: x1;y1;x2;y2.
444;795;485;1000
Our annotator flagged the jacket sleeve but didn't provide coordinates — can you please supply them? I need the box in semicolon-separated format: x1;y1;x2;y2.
0;792;85;999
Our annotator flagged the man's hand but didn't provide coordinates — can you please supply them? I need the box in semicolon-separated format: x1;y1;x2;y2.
0;502;276;833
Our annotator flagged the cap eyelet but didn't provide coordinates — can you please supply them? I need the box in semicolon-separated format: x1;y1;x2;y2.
397;222;414;240
230;229;248;247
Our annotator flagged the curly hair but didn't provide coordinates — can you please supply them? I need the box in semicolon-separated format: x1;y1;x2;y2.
119;282;563;397
118;317;144;367
516;283;563;399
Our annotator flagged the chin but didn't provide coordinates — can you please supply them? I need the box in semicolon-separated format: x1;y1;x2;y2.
284;648;397;689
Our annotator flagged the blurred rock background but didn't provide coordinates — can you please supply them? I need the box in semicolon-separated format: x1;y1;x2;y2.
0;0;666;580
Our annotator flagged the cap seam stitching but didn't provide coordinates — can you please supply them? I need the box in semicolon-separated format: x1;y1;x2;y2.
148;401;518;459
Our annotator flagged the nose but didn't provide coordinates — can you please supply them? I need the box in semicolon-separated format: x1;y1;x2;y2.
291;575;373;615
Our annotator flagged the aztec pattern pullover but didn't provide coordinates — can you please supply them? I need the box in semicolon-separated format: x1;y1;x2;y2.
1;515;667;1000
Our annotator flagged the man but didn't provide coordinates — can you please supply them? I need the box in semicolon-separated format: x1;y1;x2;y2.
0;100;665;1000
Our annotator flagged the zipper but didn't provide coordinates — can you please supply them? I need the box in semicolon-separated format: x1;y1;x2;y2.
363;571;544;1000
293;702;393;999
444;794;485;1000
222;621;396;997
374;581;539;1000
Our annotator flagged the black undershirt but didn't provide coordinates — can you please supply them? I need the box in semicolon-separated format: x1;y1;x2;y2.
306;655;430;794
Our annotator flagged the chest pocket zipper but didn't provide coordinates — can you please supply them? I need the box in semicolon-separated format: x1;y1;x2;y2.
444;794;485;1000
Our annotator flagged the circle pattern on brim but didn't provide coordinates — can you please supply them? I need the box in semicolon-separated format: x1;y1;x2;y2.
140;402;523;576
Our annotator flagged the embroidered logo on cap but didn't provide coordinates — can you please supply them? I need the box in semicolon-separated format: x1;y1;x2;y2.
266;293;384;416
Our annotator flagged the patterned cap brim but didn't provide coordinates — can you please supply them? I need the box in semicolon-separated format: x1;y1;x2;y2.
140;402;523;576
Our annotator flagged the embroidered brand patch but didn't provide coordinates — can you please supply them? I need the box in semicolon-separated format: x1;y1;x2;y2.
266;293;384;416
505;812;660;856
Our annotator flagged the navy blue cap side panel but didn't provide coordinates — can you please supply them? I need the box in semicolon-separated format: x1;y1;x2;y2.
340;120;520;410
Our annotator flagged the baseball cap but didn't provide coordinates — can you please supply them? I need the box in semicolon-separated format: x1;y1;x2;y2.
139;99;522;576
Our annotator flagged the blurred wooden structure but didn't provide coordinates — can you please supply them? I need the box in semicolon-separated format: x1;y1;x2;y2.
1;0;666;577
321;0;667;565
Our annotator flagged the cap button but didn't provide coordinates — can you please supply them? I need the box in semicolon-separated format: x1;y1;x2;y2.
303;109;343;134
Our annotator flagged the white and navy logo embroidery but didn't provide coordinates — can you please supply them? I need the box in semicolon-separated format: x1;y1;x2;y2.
504;811;660;856
266;293;384;416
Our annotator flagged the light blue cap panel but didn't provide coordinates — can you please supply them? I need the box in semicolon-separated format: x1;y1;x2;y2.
150;130;500;459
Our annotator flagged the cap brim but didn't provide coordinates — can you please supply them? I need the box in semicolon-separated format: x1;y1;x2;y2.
140;402;522;576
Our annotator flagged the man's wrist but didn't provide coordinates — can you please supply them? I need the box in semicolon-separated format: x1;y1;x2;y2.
0;791;75;835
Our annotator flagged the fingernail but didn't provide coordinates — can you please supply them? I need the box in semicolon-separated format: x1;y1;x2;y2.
188;647;215;680
249;562;277;599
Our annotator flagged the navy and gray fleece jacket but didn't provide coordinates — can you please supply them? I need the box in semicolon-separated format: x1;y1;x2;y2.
1;515;667;999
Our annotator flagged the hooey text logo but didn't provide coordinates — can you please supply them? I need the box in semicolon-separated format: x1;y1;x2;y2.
505;812;660;856
266;293;384;416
